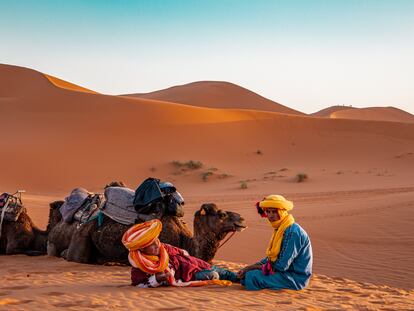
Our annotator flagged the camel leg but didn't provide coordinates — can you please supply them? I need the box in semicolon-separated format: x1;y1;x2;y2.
5;223;33;255
66;224;93;263
47;240;59;257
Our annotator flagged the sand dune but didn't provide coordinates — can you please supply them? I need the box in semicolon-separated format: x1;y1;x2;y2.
44;74;98;94
311;105;356;117
331;106;414;123
1;64;414;194
312;105;414;123
122;81;305;115
1;63;414;306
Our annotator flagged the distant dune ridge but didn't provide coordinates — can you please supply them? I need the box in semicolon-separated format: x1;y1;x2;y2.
312;105;414;123
311;105;357;117
331;106;414;123
1;63;414;193
122;80;305;115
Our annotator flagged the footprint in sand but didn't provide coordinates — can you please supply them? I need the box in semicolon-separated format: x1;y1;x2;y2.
43;291;66;296
335;287;361;294
1;285;29;290
0;291;12;296
156;308;189;311
52;302;80;308
0;298;34;305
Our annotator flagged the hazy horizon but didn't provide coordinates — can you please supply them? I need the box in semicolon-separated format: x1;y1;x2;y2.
1;0;413;114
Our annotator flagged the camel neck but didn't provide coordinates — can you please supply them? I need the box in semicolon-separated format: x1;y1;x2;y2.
193;229;220;263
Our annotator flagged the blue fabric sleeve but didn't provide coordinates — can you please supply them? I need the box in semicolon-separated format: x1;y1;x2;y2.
255;258;267;265
273;228;301;272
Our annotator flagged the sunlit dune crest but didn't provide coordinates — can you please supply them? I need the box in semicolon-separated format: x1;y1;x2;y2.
311;105;357;117
44;74;98;94
331;106;414;123
123;80;305;116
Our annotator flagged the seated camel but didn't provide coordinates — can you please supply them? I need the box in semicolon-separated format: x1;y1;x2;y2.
0;200;59;255
47;201;246;264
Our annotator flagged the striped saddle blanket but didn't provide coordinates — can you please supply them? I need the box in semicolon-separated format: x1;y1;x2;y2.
73;193;103;225
101;187;139;225
0;193;25;222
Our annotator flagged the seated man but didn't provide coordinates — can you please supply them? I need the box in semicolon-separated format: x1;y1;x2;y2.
238;195;312;290
122;219;237;288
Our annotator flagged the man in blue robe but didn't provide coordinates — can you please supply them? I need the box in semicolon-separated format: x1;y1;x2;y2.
238;195;313;290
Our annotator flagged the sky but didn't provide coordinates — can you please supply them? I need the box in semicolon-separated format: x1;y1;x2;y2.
1;0;413;114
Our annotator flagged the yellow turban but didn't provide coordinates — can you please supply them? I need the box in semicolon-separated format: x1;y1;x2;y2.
259;195;295;263
259;194;293;211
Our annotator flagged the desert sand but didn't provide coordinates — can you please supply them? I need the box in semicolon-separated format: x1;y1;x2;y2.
122;80;305;115
312;105;414;123
1;64;414;309
1;256;413;311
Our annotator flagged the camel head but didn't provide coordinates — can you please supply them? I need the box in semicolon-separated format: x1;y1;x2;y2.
47;200;64;232
194;203;247;241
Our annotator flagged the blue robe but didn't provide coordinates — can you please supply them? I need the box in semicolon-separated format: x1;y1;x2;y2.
242;223;313;290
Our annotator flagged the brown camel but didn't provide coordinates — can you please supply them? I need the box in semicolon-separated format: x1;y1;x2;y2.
0;201;60;255
47;203;246;264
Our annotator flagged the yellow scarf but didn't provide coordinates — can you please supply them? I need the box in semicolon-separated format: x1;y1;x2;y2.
266;210;295;262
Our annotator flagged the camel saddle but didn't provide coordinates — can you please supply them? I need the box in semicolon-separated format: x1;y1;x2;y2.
0;192;26;222
101;186;162;225
133;178;185;217
60;188;90;223
73;193;103;225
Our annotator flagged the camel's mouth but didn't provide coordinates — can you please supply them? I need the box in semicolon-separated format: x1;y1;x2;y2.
232;222;247;232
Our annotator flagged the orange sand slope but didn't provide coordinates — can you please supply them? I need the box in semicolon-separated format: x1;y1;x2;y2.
1;63;414;295
44;74;98;94
0;256;412;311
331;106;414;123
122;81;305;115
312;105;414;123
311;105;356;117
1;63;414;194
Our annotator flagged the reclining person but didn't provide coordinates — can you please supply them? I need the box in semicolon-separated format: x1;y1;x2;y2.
238;195;313;291
122;219;238;288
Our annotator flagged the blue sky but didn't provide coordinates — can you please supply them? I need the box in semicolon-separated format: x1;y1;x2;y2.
1;0;413;114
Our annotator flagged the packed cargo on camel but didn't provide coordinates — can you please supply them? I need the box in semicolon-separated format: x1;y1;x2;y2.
47;178;246;264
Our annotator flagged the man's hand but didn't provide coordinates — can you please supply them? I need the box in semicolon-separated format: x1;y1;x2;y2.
237;264;262;279
155;271;172;283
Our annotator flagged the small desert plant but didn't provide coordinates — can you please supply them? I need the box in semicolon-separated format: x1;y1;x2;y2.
201;171;213;182
256;149;263;155
171;160;203;170
296;173;308;183
240;181;248;189
186;160;203;169
218;173;230;179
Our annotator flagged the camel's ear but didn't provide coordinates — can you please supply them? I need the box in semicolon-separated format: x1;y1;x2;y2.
199;208;206;216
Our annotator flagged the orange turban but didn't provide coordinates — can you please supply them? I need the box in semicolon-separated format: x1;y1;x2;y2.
122;219;169;274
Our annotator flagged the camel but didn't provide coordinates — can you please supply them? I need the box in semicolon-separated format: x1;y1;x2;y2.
0;201;60;255
47;202;246;264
